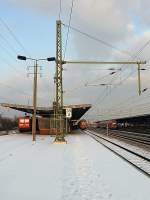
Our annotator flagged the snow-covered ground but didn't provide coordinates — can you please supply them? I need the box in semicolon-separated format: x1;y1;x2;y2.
0;132;149;200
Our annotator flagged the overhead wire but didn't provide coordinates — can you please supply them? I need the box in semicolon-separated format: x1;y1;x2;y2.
62;22;132;57
0;16;53;107
0;80;48;103
0;43;16;60
87;72;120;117
0;32;18;55
0;56;25;76
63;0;75;59
97;38;150;112
0;81;32;98
62;21;139;108
102;36;150;90
0;17;33;83
62;10;145;105
0;17;31;57
62;22;144;105
88;67;141;119
58;0;62;20
64;73;110;95
102;62;150;114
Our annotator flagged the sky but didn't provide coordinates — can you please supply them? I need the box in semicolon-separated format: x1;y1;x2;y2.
1;0;150;120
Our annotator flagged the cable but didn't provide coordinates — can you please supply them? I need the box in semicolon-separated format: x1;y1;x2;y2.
65;19;150;113
64;71;115;96
0;43;15;60
0;56;25;76
59;0;62;20
62;23;132;57
94;72;121;103
105;36;150;87
0;17;30;57
63;18;150;120
135;39;150;59
0;80;48;103
0;32;18;55
63;0;75;59
0;81;32;98
98;39;150;107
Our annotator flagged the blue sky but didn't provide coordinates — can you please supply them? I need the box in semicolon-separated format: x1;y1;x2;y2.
1;0;150;119
0;1;56;57
0;1;58;111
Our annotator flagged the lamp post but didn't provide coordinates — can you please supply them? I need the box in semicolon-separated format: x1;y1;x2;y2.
17;55;55;141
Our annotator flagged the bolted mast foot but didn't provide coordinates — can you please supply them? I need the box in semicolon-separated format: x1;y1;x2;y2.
53;135;67;144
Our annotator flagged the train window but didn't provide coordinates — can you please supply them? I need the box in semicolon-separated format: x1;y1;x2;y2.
25;119;29;123
19;119;25;123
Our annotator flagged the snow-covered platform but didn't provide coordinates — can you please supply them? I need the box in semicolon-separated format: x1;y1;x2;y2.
0;132;149;200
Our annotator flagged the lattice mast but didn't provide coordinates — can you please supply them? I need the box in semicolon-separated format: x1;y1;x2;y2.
56;20;63;111
54;20;66;142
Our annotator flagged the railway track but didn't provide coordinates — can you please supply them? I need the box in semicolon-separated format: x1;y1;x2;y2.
110;130;150;146
84;129;150;177
91;127;150;147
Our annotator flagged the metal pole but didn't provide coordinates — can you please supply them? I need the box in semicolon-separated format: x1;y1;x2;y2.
66;118;68;134
107;123;109;136
64;60;146;65
54;20;66;143
32;60;38;141
138;63;141;95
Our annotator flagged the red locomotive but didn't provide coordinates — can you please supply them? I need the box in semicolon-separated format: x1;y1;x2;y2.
18;117;32;132
18;117;39;132
78;119;88;130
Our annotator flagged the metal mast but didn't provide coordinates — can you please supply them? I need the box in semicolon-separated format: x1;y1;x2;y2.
54;20;66;143
56;20;63;111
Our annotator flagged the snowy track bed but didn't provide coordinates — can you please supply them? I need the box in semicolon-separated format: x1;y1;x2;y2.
0;133;149;200
110;129;150;146
85;129;150;177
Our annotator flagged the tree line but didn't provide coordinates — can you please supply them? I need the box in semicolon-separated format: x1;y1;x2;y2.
0;115;18;131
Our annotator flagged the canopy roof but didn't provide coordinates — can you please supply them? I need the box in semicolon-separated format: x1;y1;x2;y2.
1;103;91;121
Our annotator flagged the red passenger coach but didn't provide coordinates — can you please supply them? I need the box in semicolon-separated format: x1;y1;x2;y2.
96;120;117;129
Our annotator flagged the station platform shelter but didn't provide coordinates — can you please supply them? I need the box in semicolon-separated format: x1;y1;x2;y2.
0;103;91;134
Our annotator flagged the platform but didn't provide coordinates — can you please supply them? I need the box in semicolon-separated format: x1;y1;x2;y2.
0;132;149;200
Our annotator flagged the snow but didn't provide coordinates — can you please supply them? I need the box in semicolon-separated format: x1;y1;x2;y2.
86;130;150;174
90;128;150;159
85;129;150;174
0;132;150;200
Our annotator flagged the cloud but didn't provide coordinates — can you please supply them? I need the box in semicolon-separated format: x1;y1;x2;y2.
127;23;135;33
9;0;59;15
3;0;150;119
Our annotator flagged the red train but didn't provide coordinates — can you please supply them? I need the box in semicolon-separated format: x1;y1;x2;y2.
18;117;32;132
95;120;117;129
18;117;39;132
18;116;88;133
78;119;88;130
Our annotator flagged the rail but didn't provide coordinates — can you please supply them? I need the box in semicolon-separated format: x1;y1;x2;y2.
84;129;150;178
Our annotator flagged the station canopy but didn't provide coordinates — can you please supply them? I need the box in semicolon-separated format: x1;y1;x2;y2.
116;114;150;124
0;103;91;121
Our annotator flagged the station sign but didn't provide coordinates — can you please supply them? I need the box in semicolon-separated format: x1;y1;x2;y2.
66;108;72;118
